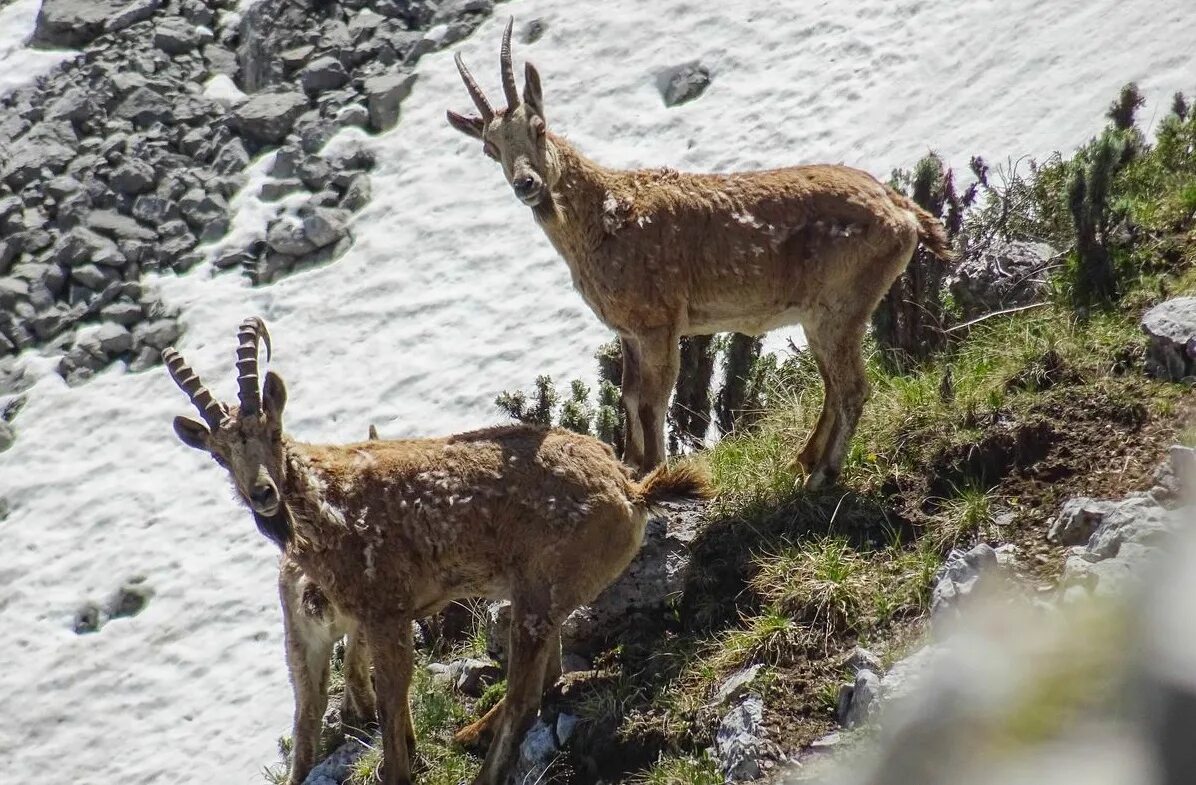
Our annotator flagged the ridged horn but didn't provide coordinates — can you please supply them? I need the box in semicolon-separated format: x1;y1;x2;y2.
235;317;271;416
500;17;520;110
454;52;494;121
162;348;225;429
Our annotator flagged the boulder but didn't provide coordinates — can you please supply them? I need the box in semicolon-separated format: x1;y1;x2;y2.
838;668;882;728
301;207;350;248
1047;497;1117;546
153;18;205;55
54;227;124;267
949;240;1056;319
94;322;133;355
114;87;175;127
300;56;350;95
87;210;158;242
132;319;182;350
364;73;417;132
110;160;157;195
32;0;140;49
659;62;712;107
929;543;998;620
1142;297;1196;381
232;91;309;144
266;219;316;256
714;664;763;707
714;696;770;781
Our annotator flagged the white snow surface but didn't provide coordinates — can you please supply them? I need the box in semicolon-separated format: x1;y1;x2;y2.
0;0;77;97
1;0;1193;781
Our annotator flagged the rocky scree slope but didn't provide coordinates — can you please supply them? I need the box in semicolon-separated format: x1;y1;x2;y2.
0;0;499;423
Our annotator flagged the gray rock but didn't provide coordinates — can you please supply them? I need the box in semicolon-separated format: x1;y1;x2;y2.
115;87;175;127
1142;297;1196;381
364;73;417;132
46;175;83;201
295;156;333;190
511;718;560;785
32;0;138;48
450;657;502;696
110;160;157;195
838;668;882;728
132;194;180;224
154;18;204;55
336;104;370;129
132;319;182;350
0;278;30;309
180;189;230;242
100;301;145;326
1048;498;1116;546
1151;445;1196;506
0;237;19;275
87;210;158;242
300;739;365;785
842;646;885;676
128;346;160;373
340;173;371;212
715;664;763;706
71;264;119;291
260;179;305;202
3;137;76;189
949;240;1056;319
106;0;160;34
232;91;309;145
1085;496;1177;561
212;138;251;175
302;207;350;248
266;219;316;256
94;322;133;355
660;62;712;107
55;227;124;267
46;89;101;124
714;696;770;781
0;420;13;453
930;543;998;619
300;56;350;95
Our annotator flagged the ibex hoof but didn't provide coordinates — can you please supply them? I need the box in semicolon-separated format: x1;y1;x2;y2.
802;466;840;491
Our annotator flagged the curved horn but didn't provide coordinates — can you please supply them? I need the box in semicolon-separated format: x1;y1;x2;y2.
454;53;494;121
235;317;271;416
163;348;225;430
500;17;520;109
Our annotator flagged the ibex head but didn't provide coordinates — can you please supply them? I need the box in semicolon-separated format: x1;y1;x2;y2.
447;18;554;209
164;318;290;533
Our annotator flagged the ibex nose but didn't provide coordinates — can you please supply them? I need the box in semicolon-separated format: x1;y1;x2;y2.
512;175;536;196
250;483;277;509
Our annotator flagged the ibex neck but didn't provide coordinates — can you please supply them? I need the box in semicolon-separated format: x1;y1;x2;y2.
278;440;349;550
537;133;615;251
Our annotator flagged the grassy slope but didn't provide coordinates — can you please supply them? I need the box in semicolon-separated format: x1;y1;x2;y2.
268;97;1196;785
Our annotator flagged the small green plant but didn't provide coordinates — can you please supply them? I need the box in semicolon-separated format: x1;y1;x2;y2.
752;538;869;643
630;752;724;785
475;679;507;716
709;606;804;672
932;482;999;548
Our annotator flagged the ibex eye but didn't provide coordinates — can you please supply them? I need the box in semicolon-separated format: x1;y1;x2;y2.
483;143;500;160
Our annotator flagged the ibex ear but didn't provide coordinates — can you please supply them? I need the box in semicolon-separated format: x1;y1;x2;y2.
263;371;287;421
446;110;484;140
523;62;544;120
368;424;379;440
173;416;210;451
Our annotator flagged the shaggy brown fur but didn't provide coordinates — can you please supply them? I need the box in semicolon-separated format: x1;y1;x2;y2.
448;19;956;486
164;320;713;785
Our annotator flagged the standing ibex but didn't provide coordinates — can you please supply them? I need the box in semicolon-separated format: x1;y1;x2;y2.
447;19;955;487
163;318;712;785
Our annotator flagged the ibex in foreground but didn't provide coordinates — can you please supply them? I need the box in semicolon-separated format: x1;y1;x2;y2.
448;20;955;486
163;318;712;785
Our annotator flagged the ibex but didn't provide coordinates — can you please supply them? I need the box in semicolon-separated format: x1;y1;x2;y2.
163;318;712;785
447;19;955;486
